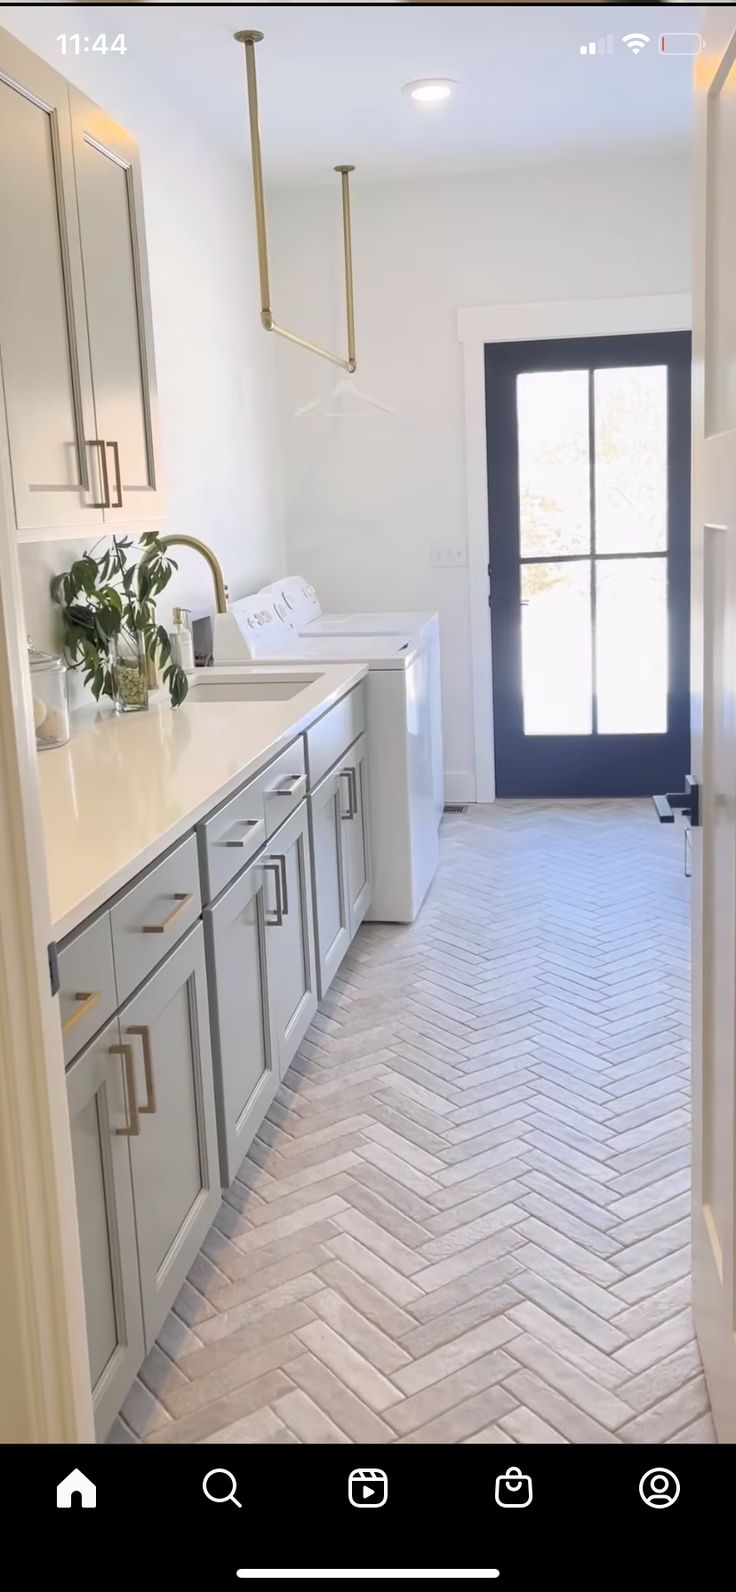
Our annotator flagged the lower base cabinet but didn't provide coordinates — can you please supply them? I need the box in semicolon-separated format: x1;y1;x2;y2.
205;855;278;1187
66;923;220;1437
66;1018;145;1441
205;800;318;1187
264;801;318;1076
117;925;221;1345
311;733;373;998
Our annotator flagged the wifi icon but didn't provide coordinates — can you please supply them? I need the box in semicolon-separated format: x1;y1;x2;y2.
622;32;651;54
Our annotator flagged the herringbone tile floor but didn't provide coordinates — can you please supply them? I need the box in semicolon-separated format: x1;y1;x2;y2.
113;799;715;1445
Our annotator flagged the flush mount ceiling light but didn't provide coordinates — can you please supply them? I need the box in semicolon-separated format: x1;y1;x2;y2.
402;78;457;104
234;29;392;419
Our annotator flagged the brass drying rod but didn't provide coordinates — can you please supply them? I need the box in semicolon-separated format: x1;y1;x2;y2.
234;30;357;373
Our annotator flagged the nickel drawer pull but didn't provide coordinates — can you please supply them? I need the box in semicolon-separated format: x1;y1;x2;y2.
262;859;284;926
87;439;110;508
112;1044;140;1137
108;439;123;508
272;773;306;800
141;892;194;934
223;818;264;848
339;769;356;820
127;1024;157;1115
61;989;101;1036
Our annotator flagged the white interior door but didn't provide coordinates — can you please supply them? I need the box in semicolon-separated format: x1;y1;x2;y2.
691;7;736;1443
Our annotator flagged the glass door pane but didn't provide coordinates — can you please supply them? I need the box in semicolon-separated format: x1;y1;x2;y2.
517;370;590;556
596;558;668;733
521;562;592;735
594;366;668;552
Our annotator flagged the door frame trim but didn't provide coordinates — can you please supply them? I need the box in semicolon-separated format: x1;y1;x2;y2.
457;293;692;802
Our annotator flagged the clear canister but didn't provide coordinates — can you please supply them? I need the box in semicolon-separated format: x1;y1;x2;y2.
28;639;70;749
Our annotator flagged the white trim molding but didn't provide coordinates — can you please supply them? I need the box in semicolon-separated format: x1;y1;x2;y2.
457;293;692;803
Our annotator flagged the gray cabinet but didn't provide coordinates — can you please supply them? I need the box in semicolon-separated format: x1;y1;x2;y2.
69;90;163;524
0;29;102;534
205;856;277;1186
341;733;372;936
0;27;162;539
311;767;351;997
118;924;220;1347
310;732;372;998
263;802;318;1078
66;1018;145;1441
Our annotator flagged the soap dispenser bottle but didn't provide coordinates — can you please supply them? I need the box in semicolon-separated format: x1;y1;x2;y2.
169;607;194;672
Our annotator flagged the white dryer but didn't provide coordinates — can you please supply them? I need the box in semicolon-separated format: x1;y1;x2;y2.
260;576;444;826
212;593;438;923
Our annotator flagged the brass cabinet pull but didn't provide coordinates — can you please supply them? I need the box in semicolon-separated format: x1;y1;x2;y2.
87;439;110;508
112;1044;140;1136
272;774;306;800
262;858;284;926
108;439;123;508
127;1025;156;1114
61;989;101;1036
141;892;194;934
223;818;264;848
339;769;356;821
349;766;359;817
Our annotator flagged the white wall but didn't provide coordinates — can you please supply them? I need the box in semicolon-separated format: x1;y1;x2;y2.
1;6;286;703
269;157;691;799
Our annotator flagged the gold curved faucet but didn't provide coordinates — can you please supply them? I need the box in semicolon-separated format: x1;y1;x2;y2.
159;535;229;615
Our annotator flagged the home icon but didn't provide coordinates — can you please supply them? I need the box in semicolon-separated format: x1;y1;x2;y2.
57;1468;96;1509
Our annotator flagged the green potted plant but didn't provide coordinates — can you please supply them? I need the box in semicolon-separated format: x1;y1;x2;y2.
51;532;189;712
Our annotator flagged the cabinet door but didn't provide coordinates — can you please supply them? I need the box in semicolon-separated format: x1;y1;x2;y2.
69;90;163;524
205;858;278;1186
0;31;103;535
310;767;351;998
119;924;219;1348
341;734;373;935
263;802;318;1078
66;1018;144;1441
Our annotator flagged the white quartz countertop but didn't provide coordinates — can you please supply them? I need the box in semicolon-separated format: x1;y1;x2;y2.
39;663;366;940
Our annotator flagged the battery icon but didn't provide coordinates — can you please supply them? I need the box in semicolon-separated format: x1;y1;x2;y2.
659;33;703;55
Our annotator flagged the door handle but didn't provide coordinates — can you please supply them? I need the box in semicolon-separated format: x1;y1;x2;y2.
223;817;264;848
653;775;700;828
87;440;110;508
339;769;355;820
262;858;284;925
61;989;101;1036
107;440;123;507
271;773;306;801
141;892;194;933
111;1044;141;1136
126;1024;157;1114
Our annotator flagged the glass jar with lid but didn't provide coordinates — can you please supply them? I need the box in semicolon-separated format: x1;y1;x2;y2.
28;639;70;749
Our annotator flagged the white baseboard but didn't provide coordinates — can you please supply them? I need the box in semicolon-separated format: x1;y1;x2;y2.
443;771;480;805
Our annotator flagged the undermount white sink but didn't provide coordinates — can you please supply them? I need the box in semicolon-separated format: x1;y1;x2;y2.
185;672;322;704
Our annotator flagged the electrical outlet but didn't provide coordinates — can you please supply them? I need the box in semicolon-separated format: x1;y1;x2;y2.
430;541;467;569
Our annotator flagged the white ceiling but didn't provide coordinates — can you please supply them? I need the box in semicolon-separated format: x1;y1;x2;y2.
14;4;703;182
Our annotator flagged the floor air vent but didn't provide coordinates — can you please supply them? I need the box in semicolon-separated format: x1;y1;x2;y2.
443;803;468;814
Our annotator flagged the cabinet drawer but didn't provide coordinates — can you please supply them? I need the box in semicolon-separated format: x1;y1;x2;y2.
198;779;266;905
110;835;201;1002
307;685;366;788
59;913;117;1065
262;738;307;838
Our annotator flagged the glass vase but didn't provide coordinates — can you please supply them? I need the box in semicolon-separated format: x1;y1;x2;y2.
112;632;149;714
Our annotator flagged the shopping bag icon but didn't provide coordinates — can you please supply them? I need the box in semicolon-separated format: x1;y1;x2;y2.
494;1466;533;1508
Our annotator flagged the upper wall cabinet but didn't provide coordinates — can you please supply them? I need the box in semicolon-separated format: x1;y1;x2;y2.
0;28;163;540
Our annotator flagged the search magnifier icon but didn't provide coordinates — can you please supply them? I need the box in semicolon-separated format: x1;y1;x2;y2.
202;1468;242;1508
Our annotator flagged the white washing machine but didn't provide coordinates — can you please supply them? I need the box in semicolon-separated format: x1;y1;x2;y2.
260;576;444;827
212;593;438;923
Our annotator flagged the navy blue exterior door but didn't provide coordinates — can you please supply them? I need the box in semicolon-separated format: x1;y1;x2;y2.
485;332;691;798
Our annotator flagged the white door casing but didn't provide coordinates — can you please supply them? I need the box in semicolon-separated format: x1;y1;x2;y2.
690;7;736;1443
